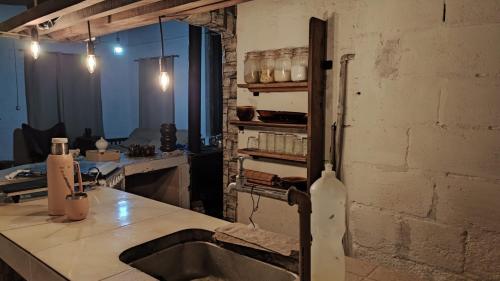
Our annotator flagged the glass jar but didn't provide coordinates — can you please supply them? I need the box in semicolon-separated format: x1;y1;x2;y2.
244;51;261;83
274;48;292;82
258;132;268;151
291;47;308;82
260;50;276;83
284;134;296;154
275;134;285;154
247;136;259;150
293;138;303;155
302;137;308;156
266;133;276;152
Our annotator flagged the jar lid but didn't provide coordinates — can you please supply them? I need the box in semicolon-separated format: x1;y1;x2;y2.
261;50;276;58
246;51;261;58
277;48;293;55
293;47;309;55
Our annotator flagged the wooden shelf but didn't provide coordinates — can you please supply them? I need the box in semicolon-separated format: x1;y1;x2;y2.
230;120;307;132
238;81;308;95
238;149;306;164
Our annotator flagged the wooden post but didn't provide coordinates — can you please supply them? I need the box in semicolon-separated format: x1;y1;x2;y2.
188;25;202;153
307;17;327;189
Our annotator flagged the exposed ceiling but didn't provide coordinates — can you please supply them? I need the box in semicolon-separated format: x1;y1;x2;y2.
0;0;247;41
0;0;49;8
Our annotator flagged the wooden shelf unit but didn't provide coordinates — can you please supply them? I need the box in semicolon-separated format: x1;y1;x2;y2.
238;81;307;95
234;17;328;190
238;149;306;164
229;120;307;132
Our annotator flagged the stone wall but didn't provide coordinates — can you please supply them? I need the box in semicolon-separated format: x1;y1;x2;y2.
183;9;238;221
339;1;500;280
236;0;500;280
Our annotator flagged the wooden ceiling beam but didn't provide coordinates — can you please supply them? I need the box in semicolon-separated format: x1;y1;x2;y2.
38;0;162;35
0;0;31;6
47;0;247;41
0;0;105;32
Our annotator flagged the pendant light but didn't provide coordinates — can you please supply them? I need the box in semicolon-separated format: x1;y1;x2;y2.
158;16;170;92
113;32;123;55
30;27;40;60
86;21;97;74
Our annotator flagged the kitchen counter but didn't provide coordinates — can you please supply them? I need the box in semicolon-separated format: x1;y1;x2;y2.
0;187;228;280
0;187;421;281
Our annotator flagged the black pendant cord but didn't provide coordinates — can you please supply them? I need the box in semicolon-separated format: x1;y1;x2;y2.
159;16;165;57
87;21;92;42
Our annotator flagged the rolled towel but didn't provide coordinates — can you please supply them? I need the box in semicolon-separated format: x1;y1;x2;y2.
214;223;299;257
244;169;279;186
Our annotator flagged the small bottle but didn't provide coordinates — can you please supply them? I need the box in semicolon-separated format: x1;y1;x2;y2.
311;163;346;281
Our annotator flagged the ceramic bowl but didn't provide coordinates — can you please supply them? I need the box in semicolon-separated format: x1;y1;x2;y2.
237;106;255;121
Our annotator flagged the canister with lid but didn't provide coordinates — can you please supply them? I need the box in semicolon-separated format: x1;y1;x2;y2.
260;50;276;83
274;48;292;82
291;47;309;82
244;51;261;83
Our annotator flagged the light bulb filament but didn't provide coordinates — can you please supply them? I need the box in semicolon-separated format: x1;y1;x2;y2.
86;54;97;74
31;41;40;60
159;72;170;92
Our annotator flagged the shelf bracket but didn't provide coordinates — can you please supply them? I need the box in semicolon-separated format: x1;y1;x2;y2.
321;60;333;70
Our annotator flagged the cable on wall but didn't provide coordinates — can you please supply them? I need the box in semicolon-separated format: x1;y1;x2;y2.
12;41;20;111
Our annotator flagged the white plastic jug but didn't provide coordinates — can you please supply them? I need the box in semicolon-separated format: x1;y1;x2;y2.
311;163;346;281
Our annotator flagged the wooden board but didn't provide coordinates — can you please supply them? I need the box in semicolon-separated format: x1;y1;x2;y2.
238;81;308;93
38;0;162;35
238;149;306;164
85;149;121;162
0;0;105;32
47;0;248;41
307;18;327;188
230;120;307;132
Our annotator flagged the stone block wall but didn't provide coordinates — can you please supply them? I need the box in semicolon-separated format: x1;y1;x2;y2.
183;9;238;221
236;0;499;280
338;1;500;280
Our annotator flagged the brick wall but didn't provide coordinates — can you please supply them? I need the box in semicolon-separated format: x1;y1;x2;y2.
183;9;238;221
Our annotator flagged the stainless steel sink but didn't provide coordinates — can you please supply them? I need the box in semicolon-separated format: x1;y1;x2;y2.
120;229;298;281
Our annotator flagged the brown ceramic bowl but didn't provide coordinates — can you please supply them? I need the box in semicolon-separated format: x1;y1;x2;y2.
237;106;255;121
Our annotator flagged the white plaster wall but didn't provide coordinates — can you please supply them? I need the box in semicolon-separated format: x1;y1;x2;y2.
236;0;500;280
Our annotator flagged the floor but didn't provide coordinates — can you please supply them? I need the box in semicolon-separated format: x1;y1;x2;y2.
347;257;421;281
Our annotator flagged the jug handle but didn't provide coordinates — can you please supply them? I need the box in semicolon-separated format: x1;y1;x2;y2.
73;161;84;193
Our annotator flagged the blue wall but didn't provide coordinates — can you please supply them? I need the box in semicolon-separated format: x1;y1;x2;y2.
0;5;207;160
0;5;28;161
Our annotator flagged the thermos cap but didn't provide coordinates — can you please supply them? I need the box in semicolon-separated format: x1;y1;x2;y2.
51;138;69;155
52;138;68;144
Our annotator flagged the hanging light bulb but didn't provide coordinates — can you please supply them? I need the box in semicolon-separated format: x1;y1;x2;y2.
30;27;40;60
86;21;97;74
113;32;124;55
86;51;97;74
159;57;170;92
158;16;170;92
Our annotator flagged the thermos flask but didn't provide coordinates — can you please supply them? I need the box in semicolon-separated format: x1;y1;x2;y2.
46;138;73;216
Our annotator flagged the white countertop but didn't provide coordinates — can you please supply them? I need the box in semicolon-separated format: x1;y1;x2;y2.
0;187;229;280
